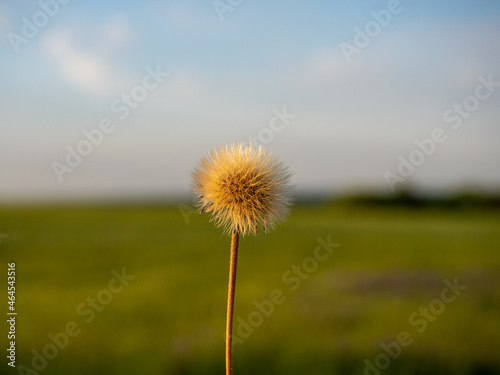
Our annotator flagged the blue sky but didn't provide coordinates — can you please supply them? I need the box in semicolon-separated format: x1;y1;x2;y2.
1;0;499;201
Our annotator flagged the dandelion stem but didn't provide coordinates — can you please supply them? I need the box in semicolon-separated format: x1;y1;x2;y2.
226;230;239;375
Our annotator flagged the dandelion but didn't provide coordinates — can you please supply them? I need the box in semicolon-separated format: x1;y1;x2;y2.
192;143;294;375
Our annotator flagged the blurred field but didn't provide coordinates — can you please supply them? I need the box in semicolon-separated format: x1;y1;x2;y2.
1;203;499;375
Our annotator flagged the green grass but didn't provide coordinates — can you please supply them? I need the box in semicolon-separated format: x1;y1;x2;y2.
1;203;499;374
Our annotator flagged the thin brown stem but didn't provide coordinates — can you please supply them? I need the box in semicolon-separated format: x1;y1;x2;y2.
226;230;240;375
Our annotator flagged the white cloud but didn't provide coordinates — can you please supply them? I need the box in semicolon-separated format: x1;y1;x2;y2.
292;49;366;90
42;30;131;96
304;52;350;80
101;15;133;46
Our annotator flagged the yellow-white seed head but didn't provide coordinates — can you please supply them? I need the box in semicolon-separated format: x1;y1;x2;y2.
192;143;294;236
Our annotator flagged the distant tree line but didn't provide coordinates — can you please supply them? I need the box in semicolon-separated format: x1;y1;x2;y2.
334;190;500;209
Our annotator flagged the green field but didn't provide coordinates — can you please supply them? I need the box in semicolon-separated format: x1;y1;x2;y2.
1;203;499;375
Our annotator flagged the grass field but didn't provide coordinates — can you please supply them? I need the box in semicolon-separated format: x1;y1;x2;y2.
1;203;499;375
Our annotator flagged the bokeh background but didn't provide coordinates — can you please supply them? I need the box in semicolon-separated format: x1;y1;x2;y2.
1;1;499;374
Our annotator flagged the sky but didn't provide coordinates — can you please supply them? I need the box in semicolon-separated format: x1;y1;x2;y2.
1;0;499;202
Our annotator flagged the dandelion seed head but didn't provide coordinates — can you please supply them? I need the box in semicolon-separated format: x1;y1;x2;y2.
192;143;294;236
